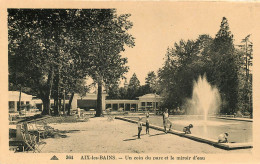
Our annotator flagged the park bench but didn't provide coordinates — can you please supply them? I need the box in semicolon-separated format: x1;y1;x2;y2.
9;124;46;153
26;122;47;139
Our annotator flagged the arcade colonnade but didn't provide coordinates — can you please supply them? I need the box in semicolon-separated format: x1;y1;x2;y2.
9;91;162;112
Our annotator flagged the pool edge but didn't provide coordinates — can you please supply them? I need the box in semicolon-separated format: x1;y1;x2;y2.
115;116;253;150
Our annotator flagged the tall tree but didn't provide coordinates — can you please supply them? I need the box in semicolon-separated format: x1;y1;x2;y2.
158;39;199;109
8;9;58;115
106;83;120;99
236;35;253;117
77;9;135;116
127;73;141;99
8;9;92;115
145;71;158;93
240;35;253;78
210;17;239;114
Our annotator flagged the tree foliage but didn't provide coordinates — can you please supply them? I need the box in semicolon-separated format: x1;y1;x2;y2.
107;72;159;100
8;9;135;116
126;73;141;99
158;17;252;115
236;35;253;116
210;17;238;114
145;71;158;93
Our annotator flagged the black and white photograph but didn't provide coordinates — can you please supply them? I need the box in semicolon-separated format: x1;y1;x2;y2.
1;1;260;163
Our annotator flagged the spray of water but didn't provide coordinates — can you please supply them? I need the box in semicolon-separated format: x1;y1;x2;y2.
185;75;221;122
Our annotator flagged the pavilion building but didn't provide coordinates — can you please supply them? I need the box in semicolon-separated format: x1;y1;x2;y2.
8;91;162;112
9;91;33;112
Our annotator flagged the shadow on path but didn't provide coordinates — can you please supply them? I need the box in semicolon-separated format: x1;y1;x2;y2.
132;134;146;137
124;133;166;141
123;138;140;141
149;132;166;137
58;130;81;134
47;130;81;139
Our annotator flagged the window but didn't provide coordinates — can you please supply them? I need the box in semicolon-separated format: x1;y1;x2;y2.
106;104;112;109
141;102;145;106
147;102;152;106
9;101;15;109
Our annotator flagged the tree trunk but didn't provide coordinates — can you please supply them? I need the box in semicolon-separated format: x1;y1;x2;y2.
67;92;74;116
95;81;103;117
53;69;60;116
54;97;59;115
63;88;66;115
57;98;61;115
42;97;51;115
41;67;54;115
18;86;22;111
54;98;57;114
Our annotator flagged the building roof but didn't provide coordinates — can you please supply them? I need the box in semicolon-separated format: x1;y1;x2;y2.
106;99;139;103
9;91;33;101
138;93;161;99
76;93;108;100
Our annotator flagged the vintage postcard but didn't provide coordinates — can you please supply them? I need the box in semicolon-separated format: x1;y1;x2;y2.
0;0;260;163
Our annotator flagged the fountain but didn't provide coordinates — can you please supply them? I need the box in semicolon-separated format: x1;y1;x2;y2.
174;74;222;127
171;75;252;143
190;74;221;121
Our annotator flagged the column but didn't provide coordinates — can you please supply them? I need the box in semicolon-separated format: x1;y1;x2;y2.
102;94;106;111
41;103;43;111
14;101;17;112
71;94;78;110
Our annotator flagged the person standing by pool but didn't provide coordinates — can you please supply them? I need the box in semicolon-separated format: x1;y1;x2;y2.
145;111;150;134
137;117;143;139
163;108;172;134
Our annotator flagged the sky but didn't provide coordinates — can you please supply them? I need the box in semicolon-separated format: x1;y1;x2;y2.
1;1;259;89
115;2;258;85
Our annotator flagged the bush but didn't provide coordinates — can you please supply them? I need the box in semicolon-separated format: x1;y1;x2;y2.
243;111;250;116
235;111;243;117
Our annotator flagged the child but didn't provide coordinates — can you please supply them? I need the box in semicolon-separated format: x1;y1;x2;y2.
183;124;193;134
146;111;150;134
218;133;229;143
137;117;143;139
163;108;172;134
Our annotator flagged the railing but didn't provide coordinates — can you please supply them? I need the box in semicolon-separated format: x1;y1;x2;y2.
219;114;235;118
218;114;252;119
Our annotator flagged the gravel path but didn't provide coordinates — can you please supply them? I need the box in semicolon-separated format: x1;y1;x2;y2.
41;117;251;153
